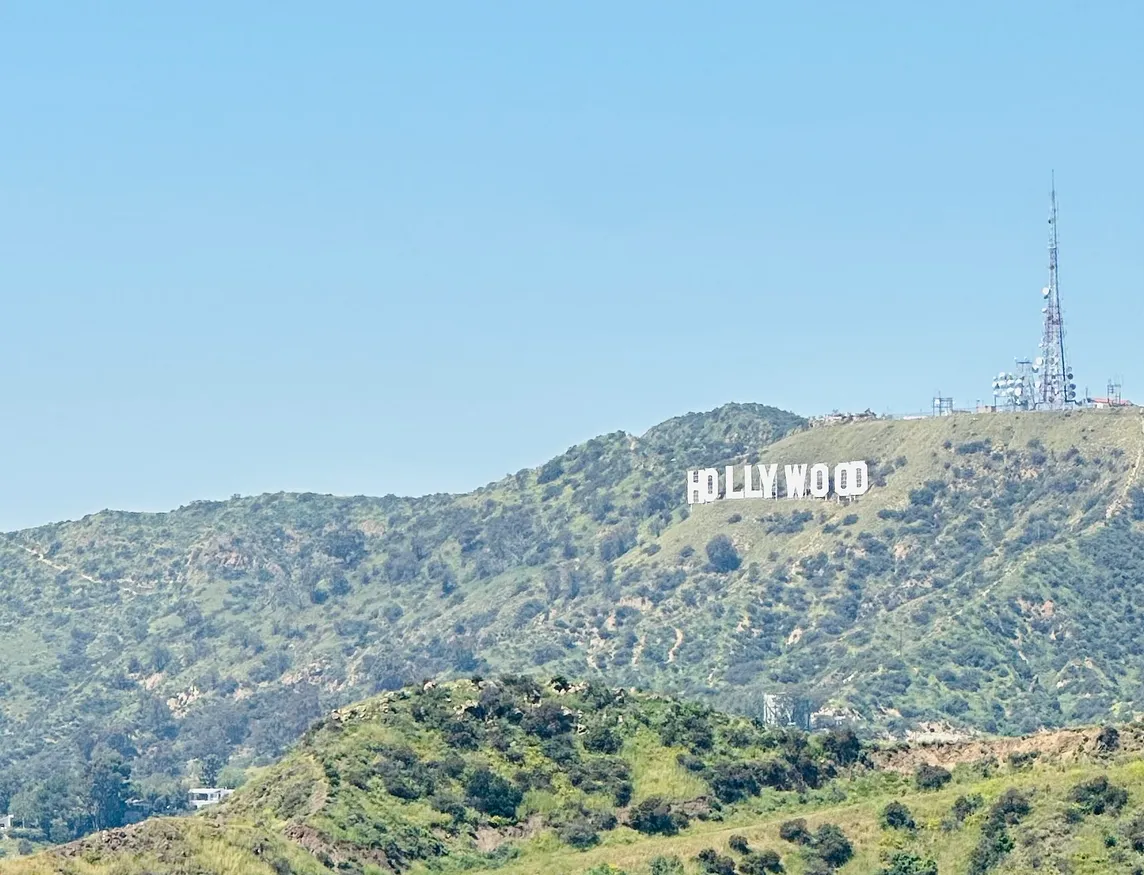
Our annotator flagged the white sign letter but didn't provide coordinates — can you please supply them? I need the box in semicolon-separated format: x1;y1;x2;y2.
725;465;744;500
834;463;850;496
687;468;720;504
833;461;870;497
809;463;830;498
743;463;763;499
758;463;778;499
785;464;808;498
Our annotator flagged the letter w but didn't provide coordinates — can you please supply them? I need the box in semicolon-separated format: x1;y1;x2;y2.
785;464;808;498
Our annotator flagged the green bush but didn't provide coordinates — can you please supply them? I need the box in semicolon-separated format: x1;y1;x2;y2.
464;768;522;819
943;793;983;829
914;763;951;790
880;800;915;830
1096;725;1120;752
582;722;622;754
648;856;685;875
778;818;811;844
628;796;687;836
695;848;736;875
705;535;741;573
967;788;1030;875
1068;776;1128;816
880;852;938;875
810;823;853;868
728;834;750;854
1126;812;1144;852
740;849;784;874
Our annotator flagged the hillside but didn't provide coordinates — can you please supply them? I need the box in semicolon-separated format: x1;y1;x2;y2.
4;676;1144;875
2;402;1144;846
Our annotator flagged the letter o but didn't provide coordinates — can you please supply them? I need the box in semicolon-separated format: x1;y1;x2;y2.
809;463;830;498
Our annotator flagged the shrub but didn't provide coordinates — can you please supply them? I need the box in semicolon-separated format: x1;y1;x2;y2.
880;852;938;875
628;796;687;836
521;701;575;738
967;789;1030;875
811;823;853;868
649;857;685;875
822;727;862;767
881;800;915;830
695;848;736;875
741;850;784;874
1127;812;1144;852
1007;750;1038;770
778;818;811;844
1097;724;1121;752
1069;776;1129;816
582;722;622;754
537;459;564;484
914;763;951;791
706;535;742;573
946;793;983;828
728;834;751;854
557;816;599;849
464;768;522;819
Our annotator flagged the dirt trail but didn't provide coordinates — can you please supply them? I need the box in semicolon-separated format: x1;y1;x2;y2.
871;723;1144;773
1106;414;1144;518
17;543;150;596
667;627;684;663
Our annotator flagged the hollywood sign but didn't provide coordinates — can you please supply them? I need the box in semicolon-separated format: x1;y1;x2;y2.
687;461;869;504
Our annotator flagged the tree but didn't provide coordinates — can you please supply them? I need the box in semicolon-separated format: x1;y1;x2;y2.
87;749;131;831
199;753;224;788
705;535;741;573
822;727;862;767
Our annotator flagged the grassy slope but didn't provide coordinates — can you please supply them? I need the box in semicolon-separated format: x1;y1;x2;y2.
2;404;1144;843
3;680;1144;875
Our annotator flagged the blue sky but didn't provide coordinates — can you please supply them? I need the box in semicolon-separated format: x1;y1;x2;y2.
1;2;1141;530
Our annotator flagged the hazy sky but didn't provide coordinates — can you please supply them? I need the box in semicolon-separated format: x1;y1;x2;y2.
1;2;1141;531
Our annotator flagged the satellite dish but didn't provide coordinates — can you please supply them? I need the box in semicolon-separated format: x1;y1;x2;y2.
1034;357;1044;368
1042;287;1051;297
1015;386;1024;396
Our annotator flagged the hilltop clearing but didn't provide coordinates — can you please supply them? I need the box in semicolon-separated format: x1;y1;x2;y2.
4;677;1144;875
2;403;1144;847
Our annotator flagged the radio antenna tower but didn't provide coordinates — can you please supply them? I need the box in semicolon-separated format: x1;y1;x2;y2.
1034;173;1076;408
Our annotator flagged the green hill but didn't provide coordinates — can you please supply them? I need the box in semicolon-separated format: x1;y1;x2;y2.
2;402;1144;847
4;676;1144;875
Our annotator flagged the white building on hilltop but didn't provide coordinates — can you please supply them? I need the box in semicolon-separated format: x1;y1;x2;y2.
188;787;234;809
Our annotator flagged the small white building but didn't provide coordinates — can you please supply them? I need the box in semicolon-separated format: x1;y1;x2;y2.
188;788;234;809
0;814;12;830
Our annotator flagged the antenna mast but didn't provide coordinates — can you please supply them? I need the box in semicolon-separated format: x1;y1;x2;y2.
1035;173;1075;408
